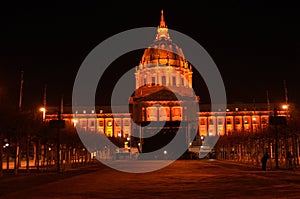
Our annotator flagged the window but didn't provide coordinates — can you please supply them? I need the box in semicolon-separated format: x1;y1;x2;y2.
209;118;214;125
262;117;267;124
143;78;147;85
151;77;155;85
252;117;257;124
162;76;166;85
200;118;206;125
181;77;184;86
91;121;95;127
226;118;232;125
218;118;223;125
123;119;129;126
172;76;176;86
235;118;240;125
98;120;104;126
116;120;121;126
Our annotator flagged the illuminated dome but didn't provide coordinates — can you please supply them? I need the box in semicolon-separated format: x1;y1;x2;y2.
134;10;194;98
138;10;189;69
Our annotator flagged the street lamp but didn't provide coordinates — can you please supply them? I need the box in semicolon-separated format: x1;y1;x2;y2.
39;107;46;121
282;104;288;110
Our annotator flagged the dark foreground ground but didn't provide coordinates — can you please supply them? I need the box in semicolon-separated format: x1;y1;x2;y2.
1;159;300;199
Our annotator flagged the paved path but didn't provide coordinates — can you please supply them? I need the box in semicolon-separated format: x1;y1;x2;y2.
1;160;300;199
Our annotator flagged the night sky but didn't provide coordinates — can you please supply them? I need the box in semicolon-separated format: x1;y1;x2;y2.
0;1;299;109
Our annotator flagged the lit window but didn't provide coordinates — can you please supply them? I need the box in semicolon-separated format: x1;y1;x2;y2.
200;118;206;125
123;120;129;126
98;120;104;126
262;118;267;124
226;119;232;125
218;118;223;125
83;110;86;114
252;117;257;124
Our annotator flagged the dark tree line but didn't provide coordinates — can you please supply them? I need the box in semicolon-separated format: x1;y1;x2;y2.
214;110;300;169
0;102;93;176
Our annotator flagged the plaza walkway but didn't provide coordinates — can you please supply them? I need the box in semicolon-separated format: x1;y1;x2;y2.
1;159;300;198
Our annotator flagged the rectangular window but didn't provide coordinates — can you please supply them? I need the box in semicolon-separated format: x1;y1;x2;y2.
172;76;176;86
116;119;121;126
123;119;129;126
162;76;166;86
218;118;223;125
200;118;206;125
226;118;232;125
181;77;184;86
252;118;257;124
107;120;112;127
171;107;182;121
235;118;240;125
143;78;147;85
151;77;155;85
98;120;104;126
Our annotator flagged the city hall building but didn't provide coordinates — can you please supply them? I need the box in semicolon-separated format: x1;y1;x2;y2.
44;11;291;154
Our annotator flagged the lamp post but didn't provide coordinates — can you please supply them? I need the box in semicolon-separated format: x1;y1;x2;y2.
269;105;288;169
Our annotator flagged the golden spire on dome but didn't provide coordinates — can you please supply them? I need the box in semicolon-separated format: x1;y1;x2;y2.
156;9;171;41
160;10;166;28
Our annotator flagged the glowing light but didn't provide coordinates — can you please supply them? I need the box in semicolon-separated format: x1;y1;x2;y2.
72;119;78;127
39;107;46;121
282;104;288;110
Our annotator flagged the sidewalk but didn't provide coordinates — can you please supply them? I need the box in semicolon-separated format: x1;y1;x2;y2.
0;161;103;197
217;159;300;172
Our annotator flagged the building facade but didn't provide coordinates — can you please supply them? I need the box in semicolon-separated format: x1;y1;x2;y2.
44;10;292;153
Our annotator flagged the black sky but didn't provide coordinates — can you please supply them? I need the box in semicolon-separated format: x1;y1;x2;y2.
0;1;299;109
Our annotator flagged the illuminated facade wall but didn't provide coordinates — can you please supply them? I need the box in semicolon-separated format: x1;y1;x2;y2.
43;11;292;140
44;104;291;140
